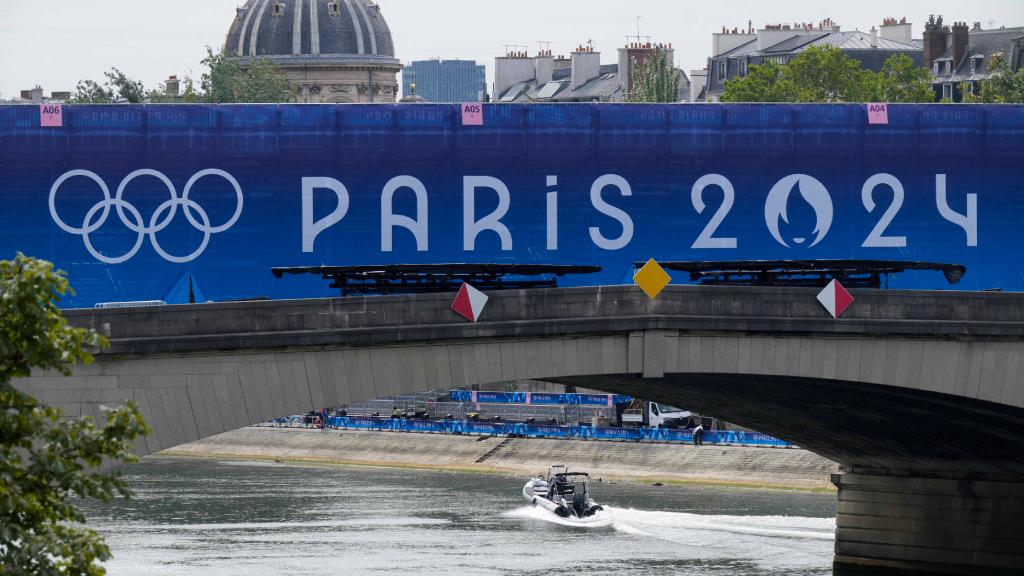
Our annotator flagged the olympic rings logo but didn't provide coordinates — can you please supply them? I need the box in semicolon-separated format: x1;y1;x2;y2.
49;169;244;264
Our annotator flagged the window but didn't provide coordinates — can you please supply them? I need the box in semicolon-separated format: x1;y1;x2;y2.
933;61;940;74
943;83;953;100
718;59;727;80
739;60;748;77
945;61;952;74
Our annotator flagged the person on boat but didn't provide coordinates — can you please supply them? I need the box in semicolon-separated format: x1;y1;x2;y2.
693;423;704;446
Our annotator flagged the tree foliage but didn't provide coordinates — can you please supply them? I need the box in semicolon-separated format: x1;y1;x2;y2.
722;47;935;103
71;68;146;104
963;53;1024;103
200;47;292;104
718;60;789;102
147;77;201;104
71;47;292;104
1;254;149;576
627;49;680;103
871;54;937;103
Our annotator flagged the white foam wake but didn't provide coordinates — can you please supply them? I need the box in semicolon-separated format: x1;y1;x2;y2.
504;506;613;528
506;505;834;541
606;506;835;541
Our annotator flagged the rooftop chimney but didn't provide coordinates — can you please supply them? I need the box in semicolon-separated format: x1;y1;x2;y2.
951;21;970;67
712;28;757;56
571;46;601;89
165;75;180;97
923;15;949;67
494;52;538;98
870;26;878;48
535;51;554;86
879;17;913;45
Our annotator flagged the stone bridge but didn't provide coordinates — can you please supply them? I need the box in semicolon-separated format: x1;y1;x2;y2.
17;285;1024;575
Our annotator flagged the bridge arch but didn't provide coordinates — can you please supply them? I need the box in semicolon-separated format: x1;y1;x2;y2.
16;285;1024;575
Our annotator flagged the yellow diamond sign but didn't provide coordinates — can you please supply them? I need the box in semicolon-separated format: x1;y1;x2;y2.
634;259;671;299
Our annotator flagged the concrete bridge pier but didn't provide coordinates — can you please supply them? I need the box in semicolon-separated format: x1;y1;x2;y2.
832;470;1024;575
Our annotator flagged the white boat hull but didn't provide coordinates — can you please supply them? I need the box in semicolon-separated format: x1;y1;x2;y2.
522;479;606;525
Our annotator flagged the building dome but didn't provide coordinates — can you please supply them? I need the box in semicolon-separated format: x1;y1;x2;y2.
225;0;401;103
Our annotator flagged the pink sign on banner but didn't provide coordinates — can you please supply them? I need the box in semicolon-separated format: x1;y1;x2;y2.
867;103;889;125
461;102;483;126
40;104;63;127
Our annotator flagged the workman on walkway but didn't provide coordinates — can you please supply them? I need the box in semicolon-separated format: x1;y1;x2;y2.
693;423;704;446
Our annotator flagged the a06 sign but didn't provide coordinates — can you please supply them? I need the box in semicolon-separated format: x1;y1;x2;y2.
40;104;63;127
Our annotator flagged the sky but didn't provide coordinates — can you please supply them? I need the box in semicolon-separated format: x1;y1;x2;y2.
1;0;1021;100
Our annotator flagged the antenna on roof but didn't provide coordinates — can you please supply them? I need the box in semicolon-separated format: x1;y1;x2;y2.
503;44;529;57
626;16;653;46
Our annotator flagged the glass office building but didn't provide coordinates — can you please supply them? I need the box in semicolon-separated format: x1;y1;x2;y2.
402;60;487;102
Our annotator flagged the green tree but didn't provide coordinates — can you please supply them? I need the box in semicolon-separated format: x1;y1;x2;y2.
721;60;791;102
963;53;1024;103
146;76;201;104
780;46;872;102
200;47;292;103
627;49;680;103
870;54;936;103
70;80;114;104
722;47;935;103
71;68;146;104
1;254;149;576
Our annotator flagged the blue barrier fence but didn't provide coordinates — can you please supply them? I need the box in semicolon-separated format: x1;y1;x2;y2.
325;417;791;447
5;104;1023;308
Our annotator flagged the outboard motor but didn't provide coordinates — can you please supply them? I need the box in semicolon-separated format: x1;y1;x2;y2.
572;492;587;517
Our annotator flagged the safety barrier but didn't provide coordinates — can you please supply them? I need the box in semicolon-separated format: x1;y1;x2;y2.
325;417;791;447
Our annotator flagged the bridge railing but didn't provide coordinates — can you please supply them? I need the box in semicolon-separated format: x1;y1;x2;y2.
324;417;791;448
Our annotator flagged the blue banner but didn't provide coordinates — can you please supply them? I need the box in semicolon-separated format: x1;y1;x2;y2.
324;417;791;447
448;390;631;405
527;393;564;405
2;104;1019;308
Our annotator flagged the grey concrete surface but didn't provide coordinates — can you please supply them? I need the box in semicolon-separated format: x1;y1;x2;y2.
14;284;1024;574
162;427;840;490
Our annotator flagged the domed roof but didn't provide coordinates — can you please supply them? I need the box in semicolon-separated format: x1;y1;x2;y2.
226;0;396;61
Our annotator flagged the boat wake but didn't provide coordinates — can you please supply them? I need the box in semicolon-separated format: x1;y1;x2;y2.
507;505;834;541
604;507;835;542
504;506;613;528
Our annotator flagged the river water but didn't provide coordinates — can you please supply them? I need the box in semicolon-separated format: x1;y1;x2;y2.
81;458;837;575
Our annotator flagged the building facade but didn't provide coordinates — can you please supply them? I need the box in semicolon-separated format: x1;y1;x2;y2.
401;60;486;102
924;16;1024;102
493;44;690;103
225;0;401;103
701;19;923;102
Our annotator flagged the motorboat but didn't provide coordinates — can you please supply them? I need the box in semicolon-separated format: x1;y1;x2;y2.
523;465;605;523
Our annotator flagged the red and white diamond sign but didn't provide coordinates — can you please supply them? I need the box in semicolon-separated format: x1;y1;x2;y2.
817;279;854;318
451;283;489;322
